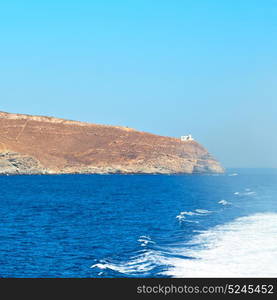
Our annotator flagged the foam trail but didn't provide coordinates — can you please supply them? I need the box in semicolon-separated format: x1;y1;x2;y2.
176;210;208;223
195;209;212;214
91;213;277;278
91;249;166;275
218;200;231;206
162;213;277;277
138;236;155;247
176;214;186;222
180;211;200;216
234;189;256;196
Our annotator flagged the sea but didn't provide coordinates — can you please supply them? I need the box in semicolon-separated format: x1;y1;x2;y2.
0;168;276;278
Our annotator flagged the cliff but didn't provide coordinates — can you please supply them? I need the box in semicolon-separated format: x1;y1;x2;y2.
0;111;224;174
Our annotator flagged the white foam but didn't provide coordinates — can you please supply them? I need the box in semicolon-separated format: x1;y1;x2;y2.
234;190;256;196
183;220;199;224
180;211;200;216
91;213;277;278
91;249;166;275
218;200;231;206
246;191;256;195
176;214;186;222
162;213;277;277
137;236;155;247
195;209;213;214
176;214;199;224
176;209;212;223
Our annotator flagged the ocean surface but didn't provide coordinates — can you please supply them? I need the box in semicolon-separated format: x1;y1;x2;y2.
0;169;276;278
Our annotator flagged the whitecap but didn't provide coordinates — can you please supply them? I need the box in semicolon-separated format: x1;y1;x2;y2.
176;210;205;223
91;249;166;275
180;211;200;216
234;190;256;196
176;214;186;222
137;236;155;247
245;191;256;195
195;209;213;214
183;220;199;224
218;200;231;206
91;213;277;277
162;213;277;277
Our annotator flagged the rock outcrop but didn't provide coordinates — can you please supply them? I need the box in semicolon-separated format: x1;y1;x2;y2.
0;111;224;174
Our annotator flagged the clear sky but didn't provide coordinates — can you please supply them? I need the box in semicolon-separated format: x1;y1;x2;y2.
1;0;276;168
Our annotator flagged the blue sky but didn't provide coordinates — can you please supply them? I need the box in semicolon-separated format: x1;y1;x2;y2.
1;0;276;168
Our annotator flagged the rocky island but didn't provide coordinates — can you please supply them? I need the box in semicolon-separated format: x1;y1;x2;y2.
0;111;224;174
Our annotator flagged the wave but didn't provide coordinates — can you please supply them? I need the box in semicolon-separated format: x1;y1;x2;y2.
180;211;200;216
137;236;155;247
176;209;212;223
162;213;277;277
195;209;213;214
218;199;232;206
91;249;167;276
234;189;256;196
91;213;277;277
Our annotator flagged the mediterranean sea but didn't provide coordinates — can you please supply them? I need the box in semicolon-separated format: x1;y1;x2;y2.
0;169;276;277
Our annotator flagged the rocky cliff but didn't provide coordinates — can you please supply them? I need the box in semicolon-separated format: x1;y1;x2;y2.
0;111;224;174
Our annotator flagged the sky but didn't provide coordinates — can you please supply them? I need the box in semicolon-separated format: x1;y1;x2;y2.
0;0;276;168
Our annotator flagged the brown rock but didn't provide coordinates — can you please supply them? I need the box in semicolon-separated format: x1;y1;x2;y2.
0;111;224;174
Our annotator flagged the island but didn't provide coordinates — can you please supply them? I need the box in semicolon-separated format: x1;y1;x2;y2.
0;111;224;174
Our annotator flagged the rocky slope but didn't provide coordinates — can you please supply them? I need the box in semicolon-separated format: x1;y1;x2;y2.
0;111;224;174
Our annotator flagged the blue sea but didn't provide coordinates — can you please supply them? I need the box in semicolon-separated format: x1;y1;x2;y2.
0;169;276;278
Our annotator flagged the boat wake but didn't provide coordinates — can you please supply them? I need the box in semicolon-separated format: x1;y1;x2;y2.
91;213;277;277
91;249;168;276
163;212;277;277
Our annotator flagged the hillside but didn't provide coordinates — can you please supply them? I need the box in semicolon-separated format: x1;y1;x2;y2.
0;111;224;174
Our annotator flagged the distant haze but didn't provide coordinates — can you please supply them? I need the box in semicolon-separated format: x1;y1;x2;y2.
1;0;276;168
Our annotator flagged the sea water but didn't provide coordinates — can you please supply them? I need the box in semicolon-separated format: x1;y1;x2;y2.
0;169;276;277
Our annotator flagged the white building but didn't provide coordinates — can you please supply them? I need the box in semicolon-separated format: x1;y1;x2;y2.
181;134;194;141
